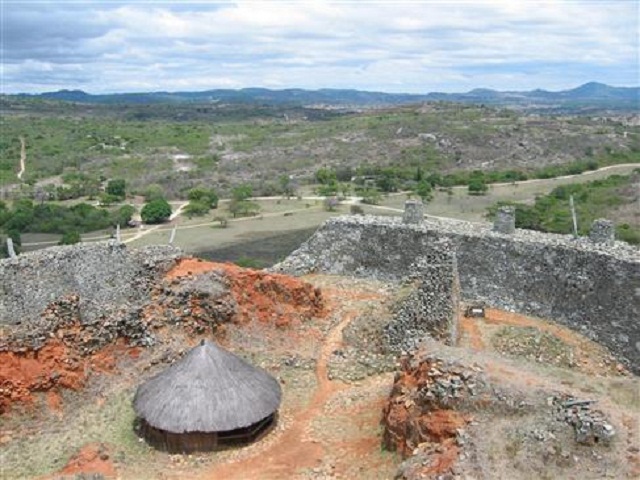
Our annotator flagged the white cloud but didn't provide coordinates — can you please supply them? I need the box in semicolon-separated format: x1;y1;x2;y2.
1;0;637;93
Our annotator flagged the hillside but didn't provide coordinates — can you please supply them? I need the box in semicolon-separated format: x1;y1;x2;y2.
1;100;638;198
9;82;640;112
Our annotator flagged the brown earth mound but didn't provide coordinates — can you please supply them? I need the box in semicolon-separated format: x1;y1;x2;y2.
162;258;325;327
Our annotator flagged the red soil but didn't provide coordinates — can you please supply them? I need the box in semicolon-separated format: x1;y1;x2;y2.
164;258;325;327
0;339;131;414
57;443;116;478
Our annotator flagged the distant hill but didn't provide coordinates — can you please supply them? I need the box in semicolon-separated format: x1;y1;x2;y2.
10;82;639;112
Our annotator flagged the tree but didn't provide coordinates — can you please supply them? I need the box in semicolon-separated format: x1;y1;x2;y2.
110;205;136;227
59;230;81;245
188;187;218;208
468;179;488;195
228;199;259;218
414;180;433;202
184;200;210;218
106;179;126;199
141;198;172;224
317;181;338;197
143;184;165;202
323;196;339;211
315;167;336;185
279;175;295;198
232;184;253;202
338;182;351;198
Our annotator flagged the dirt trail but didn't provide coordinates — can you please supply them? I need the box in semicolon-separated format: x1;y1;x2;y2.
194;310;357;480
17;136;26;180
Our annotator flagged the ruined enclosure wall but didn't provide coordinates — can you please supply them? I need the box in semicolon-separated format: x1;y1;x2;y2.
272;217;457;353
0;241;181;326
275;216;640;371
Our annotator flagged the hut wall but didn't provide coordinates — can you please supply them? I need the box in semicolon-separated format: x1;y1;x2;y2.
138;414;276;453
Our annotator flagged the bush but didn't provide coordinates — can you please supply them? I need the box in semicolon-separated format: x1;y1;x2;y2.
414;180;433;202
350;204;365;215
323;197;339;211
234;256;264;269
59;230;81;245
360;188;382;205
468;179;488;195
212;215;228;228
141;198;172;224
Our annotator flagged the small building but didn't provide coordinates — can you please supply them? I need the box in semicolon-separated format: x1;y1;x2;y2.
464;305;486;318
133;339;282;453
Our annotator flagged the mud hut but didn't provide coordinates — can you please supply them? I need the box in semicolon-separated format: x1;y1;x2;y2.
133;339;282;453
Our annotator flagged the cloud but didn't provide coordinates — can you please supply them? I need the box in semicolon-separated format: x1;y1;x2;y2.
1;0;637;94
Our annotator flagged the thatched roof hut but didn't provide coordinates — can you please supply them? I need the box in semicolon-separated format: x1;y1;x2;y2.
133;339;282;453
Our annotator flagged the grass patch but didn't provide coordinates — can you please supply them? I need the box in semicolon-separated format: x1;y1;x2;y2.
2;388;150;478
492;326;575;368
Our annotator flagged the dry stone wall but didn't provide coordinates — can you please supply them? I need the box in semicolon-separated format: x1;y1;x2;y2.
274;215;640;372
0;241;181;326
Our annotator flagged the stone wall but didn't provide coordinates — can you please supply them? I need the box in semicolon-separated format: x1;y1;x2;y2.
0;241;181;326
273;215;640;372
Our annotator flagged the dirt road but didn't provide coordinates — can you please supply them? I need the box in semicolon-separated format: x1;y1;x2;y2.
17;136;26;180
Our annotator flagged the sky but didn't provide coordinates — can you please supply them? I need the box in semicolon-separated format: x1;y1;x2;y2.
1;0;638;95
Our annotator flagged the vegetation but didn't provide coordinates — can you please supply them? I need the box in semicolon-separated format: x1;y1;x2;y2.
0;199;134;235
106;179;126;200
228;184;260;218
58;230;81;245
0;99;637;248
487;172;640;244
141;198;172;224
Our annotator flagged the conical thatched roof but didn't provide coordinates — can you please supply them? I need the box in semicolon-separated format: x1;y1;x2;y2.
133;340;282;433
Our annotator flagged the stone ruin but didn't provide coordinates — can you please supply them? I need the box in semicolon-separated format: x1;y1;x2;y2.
493;205;516;234
589;218;615;246
274;203;640;372
402;200;424;224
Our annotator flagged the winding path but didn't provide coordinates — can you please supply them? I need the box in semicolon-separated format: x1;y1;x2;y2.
17;136;26;180
191;307;359;479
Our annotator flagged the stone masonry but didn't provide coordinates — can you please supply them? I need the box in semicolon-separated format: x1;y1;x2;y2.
273;215;640;372
0;241;181;326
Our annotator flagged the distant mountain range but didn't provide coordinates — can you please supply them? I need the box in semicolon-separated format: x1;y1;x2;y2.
11;82;639;111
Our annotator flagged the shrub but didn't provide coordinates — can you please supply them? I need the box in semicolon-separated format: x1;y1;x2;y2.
184;200;210;218
59;230;81;245
468;179;488;195
350;204;365;215
212;215;228;228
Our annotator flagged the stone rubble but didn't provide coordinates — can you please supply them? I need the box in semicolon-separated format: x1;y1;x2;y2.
553;396;616;445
